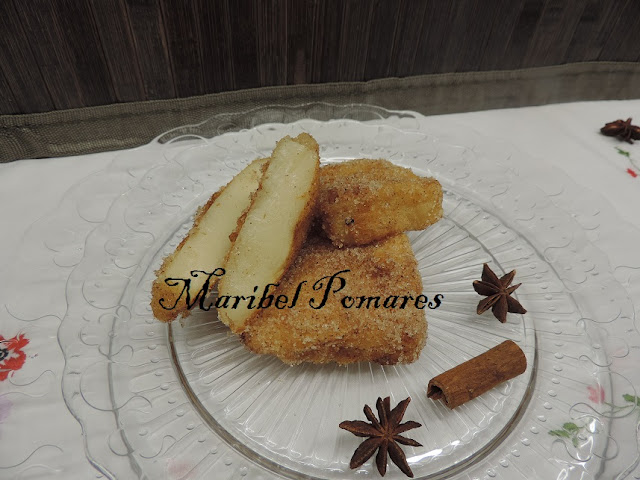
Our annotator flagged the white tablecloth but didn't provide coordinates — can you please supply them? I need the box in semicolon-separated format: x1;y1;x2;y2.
1;100;639;479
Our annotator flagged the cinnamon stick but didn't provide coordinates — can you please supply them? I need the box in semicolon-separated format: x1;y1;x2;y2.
427;340;526;409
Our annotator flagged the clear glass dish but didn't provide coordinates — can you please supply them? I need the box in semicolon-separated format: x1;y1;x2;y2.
45;105;638;479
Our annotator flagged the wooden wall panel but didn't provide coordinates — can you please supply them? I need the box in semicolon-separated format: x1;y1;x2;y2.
311;0;343;83
256;0;288;87
598;1;640;62
498;0;546;70
413;1;456;75
438;0;503;73
90;0;145;103
228;0;260;90
363;0;400;80
0;68;19;115
388;0;428;77
46;0;116;106
337;0;374;82
522;0;585;67
477;0;526;71
125;0;175;100
286;0;316;84
0;2;53;113
161;0;205;97
563;1;621;63
197;0;235;93
1;0;638;115
14;0;88;109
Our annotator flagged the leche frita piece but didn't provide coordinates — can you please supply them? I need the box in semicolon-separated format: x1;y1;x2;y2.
151;157;268;323
241;234;427;365
217;133;320;334
317;159;443;247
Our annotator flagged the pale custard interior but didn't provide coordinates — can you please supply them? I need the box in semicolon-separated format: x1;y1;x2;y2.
219;137;318;332
156;158;267;313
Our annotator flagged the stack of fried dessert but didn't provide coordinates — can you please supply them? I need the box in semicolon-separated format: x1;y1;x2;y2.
151;134;443;365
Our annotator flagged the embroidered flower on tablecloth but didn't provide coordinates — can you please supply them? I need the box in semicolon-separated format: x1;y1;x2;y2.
587;384;605;404
0;334;29;381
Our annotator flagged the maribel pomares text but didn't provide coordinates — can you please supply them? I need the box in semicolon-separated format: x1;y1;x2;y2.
158;269;444;312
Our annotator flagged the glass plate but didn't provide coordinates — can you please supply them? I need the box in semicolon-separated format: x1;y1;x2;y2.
47;105;637;479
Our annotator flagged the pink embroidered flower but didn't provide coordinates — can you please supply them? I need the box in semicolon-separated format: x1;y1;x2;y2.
587;384;605;404
0;334;29;381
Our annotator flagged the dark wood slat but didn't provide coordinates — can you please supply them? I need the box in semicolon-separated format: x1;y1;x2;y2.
564;1;627;62
5;0;640;114
256;0;288;86
0;2;53;113
198;0;235;92
477;0;526;71
286;0;316;84
412;1;455;75
522;0;585;67
14;0;86;110
161;0;205;97
436;0;504;73
0;67;19;115
311;0;342;83
228;0;260;90
125;0;175;100
90;0;145;103
337;0;374;81
363;0;401;81
425;0;503;73
47;0;116;106
387;0;427;77
598;1;640;62
499;0;546;69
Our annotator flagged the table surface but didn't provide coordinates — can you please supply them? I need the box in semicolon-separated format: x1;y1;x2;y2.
1;100;640;479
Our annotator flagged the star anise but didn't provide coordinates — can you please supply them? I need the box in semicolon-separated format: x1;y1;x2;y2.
601;118;640;144
473;263;526;323
339;396;421;477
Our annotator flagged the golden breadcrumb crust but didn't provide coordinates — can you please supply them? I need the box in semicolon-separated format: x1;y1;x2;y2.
241;234;427;365
151;190;220;323
317;159;443;247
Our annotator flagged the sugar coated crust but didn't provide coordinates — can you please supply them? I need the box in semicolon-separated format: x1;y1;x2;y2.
242;233;427;365
317;159;443;247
